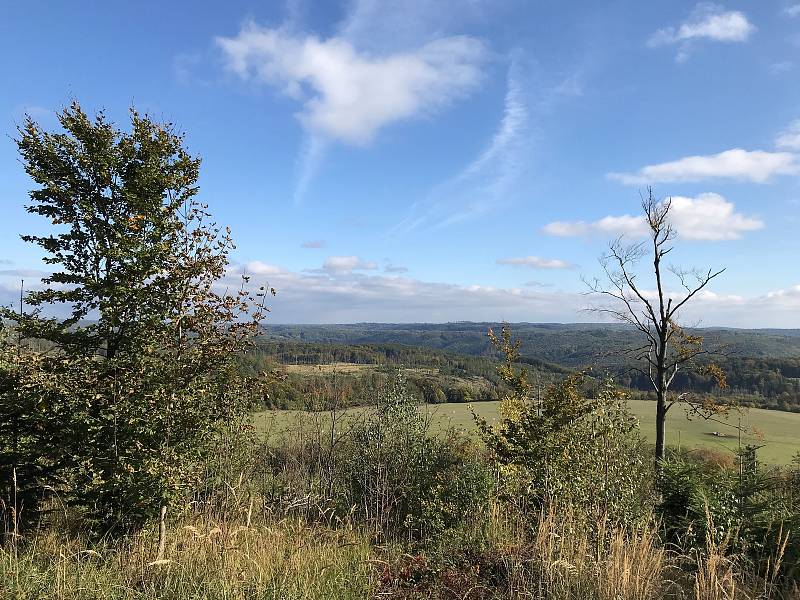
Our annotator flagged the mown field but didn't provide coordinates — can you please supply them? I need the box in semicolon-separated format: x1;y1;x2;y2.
253;399;800;464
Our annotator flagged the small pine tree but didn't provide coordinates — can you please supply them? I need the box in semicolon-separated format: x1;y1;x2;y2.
475;324;650;523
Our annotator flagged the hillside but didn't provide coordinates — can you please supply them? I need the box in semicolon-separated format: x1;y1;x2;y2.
256;324;800;411
243;340;569;409
260;322;800;363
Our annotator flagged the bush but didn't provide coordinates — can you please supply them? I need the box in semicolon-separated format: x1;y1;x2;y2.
334;372;493;542
659;445;800;583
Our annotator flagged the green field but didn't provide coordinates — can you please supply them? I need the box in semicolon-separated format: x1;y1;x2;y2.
253;400;800;464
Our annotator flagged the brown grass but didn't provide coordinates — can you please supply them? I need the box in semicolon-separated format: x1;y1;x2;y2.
4;506;797;599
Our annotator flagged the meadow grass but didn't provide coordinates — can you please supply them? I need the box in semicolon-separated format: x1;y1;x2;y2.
4;507;794;599
253;400;800;464
1;518;374;600
283;362;376;375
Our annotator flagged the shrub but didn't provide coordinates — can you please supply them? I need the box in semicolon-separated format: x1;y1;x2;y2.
335;371;493;542
475;325;651;526
659;445;800;583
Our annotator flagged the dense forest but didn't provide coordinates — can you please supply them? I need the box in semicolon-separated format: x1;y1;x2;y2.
250;332;800;411
239;340;568;409
259;322;800;361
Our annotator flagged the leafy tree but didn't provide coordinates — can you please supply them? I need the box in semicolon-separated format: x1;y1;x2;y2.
0;317;76;537
586;189;727;467
1;101;270;538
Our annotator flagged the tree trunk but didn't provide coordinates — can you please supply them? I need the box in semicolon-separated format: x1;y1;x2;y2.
655;393;666;467
156;504;167;559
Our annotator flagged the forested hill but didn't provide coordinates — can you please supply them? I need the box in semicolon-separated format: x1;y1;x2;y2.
259;322;800;365
257;323;800;411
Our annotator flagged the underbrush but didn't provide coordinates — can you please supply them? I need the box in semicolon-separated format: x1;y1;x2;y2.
4;505;798;599
3;374;799;599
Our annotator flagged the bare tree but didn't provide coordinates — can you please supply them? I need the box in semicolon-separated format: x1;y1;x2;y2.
586;188;726;466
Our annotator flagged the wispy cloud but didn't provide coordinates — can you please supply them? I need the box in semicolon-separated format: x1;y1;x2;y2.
496;256;573;269
394;64;531;232
293;136;327;204
384;261;409;274
770;61;795;74
608;149;800;184
0;268;48;277
776;120;800;150
544;193;763;241
648;3;755;61
300;239;326;249
784;4;800;17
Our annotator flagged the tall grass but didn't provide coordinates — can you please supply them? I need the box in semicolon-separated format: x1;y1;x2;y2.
4;502;798;599
2;517;373;600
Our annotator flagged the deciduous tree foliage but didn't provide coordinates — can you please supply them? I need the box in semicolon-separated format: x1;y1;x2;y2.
0;101;271;536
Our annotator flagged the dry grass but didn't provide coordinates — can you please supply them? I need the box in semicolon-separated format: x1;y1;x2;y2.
3;508;797;600
1;517;373;599
492;508;666;600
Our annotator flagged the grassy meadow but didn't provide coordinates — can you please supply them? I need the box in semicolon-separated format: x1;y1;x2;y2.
254;398;800;464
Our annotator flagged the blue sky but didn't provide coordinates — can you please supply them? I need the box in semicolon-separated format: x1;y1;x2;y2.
2;0;800;326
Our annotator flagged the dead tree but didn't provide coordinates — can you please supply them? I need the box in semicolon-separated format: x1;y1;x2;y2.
586;189;726;467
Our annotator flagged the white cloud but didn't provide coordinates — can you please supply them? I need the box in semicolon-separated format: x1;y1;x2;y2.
543;193;763;241
223;264;583;323
321;256;378;274
244;261;284;276
648;3;755;61
544;214;646;238
4;261;800;327
776;120;800;150
496;256;573;269
215;263;800;327
216;23;486;145
300;239;326;249
608;149;800;185
784;4;800;17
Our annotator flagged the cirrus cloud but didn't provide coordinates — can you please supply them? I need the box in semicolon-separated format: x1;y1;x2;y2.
216;23;486;145
775;120;800;150
784;5;800;17
543;193;763;241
